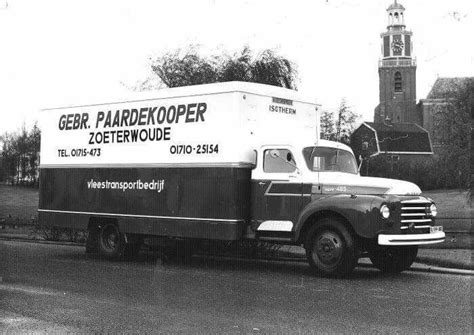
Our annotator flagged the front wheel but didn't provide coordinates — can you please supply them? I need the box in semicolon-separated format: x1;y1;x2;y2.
305;219;357;277
369;246;418;273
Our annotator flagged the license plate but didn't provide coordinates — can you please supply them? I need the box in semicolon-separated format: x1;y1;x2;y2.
430;226;443;233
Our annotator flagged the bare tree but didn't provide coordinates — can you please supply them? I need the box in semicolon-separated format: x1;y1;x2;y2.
151;47;219;88
320;109;336;140
334;99;360;144
247;49;297;89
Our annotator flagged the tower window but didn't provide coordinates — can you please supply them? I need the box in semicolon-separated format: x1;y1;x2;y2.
394;72;402;92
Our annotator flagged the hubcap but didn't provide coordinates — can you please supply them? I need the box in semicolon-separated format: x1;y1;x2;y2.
313;231;343;267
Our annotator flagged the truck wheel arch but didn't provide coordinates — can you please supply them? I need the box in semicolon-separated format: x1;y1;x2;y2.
296;210;355;245
88;217;119;233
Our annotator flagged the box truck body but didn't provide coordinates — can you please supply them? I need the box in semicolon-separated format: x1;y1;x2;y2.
39;82;444;276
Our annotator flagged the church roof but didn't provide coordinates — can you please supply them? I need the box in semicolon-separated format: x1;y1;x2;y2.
366;122;423;133
427;77;474;99
363;122;432;153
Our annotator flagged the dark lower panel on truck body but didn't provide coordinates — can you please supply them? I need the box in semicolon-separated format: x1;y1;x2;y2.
38;166;251;240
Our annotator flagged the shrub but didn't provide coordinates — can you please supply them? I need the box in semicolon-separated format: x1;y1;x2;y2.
362;154;469;191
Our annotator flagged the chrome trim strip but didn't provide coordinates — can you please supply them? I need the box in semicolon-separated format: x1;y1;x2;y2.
40;162;255;169
38;209;243;223
400;225;431;230
378;231;445;246
401;199;431;204
401;207;427;210
265;193;312;197
401;219;431;223
401;213;428;216
263;181;311;197
257;220;293;232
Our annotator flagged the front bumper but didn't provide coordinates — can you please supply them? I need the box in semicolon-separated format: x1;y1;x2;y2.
378;231;445;246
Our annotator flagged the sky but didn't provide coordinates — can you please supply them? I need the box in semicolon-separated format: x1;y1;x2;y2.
0;0;473;134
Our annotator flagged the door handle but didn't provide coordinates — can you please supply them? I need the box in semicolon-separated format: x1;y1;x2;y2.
258;182;266;186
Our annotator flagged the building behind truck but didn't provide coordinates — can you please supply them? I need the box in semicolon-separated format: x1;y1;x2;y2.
39;82;445;277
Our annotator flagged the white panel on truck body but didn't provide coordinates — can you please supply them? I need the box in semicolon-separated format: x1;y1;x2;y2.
40;82;319;167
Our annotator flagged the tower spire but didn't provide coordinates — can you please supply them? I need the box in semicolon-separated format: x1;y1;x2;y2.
387;0;405;28
375;1;417;124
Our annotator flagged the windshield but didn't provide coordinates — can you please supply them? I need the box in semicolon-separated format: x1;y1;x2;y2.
303;147;358;174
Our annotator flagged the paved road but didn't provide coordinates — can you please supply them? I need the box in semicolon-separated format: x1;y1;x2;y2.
0;241;472;333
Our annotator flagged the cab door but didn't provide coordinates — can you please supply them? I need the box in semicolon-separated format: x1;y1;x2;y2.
250;146;304;237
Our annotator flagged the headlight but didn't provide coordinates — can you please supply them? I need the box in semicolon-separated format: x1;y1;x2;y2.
380;204;390;219
430;204;437;217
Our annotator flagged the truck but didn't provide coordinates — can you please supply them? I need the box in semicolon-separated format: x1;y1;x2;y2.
38;81;445;276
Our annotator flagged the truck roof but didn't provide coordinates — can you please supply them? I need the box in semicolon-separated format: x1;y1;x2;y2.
317;139;353;153
41;81;319;111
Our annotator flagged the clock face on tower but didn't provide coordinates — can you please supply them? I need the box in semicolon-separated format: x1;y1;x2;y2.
391;39;404;54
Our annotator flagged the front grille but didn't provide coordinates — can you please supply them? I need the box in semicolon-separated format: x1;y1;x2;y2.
400;199;433;234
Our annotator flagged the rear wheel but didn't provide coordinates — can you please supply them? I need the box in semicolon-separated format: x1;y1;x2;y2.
98;223;125;260
305;218;357;277
369;246;418;273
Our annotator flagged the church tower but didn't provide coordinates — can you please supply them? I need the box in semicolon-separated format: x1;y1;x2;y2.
374;0;420;124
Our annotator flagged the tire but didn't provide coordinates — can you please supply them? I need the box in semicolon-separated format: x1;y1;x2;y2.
305;218;358;277
369;246;418;273
98;223;126;260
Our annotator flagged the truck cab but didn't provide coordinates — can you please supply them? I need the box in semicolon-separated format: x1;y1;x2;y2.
250;140;444;276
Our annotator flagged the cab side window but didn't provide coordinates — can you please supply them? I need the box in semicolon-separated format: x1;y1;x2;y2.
263;149;296;173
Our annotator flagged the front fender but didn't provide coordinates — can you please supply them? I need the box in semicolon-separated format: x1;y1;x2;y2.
294;194;395;242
